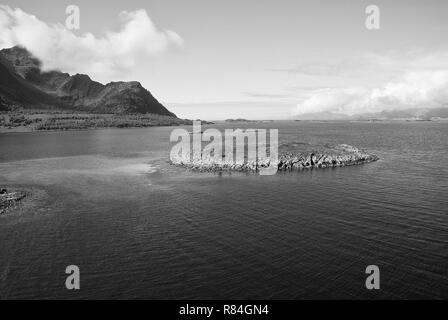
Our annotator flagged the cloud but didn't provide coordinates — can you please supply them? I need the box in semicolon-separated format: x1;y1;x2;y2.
169;101;294;120
273;50;448;85
295;51;448;117
268;63;345;76
0;5;183;81
243;92;293;99
267;55;382;78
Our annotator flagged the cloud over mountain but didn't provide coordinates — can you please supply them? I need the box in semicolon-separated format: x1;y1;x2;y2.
0;5;183;82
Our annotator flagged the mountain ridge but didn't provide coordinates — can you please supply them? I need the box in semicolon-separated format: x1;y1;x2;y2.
0;46;176;117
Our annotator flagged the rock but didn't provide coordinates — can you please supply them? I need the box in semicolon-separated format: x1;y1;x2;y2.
171;143;379;174
0;188;26;214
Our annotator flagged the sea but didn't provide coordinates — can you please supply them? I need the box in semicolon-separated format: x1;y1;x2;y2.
0;121;447;299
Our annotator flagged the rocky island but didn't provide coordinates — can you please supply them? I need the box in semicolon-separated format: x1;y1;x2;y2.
171;143;379;173
0;188;26;215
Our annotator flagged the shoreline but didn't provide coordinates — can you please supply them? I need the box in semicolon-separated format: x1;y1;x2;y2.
0;124;190;134
0;112;193;133
2;110;447;134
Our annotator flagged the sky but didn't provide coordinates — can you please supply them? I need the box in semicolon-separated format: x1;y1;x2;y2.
1;0;448;120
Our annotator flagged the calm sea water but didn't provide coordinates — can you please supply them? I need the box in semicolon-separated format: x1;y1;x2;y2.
0;121;447;299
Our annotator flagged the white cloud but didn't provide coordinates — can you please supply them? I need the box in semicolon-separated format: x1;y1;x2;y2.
296;51;448;116
0;5;183;82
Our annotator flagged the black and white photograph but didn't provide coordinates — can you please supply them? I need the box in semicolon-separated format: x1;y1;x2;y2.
0;0;447;307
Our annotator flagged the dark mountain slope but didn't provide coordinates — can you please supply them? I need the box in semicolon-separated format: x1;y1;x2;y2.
0;54;63;109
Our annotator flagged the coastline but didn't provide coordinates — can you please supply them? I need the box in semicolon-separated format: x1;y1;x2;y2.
2;115;446;134
0;112;193;133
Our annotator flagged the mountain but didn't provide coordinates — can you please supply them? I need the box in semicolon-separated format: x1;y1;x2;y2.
0;46;176;117
0;51;63;110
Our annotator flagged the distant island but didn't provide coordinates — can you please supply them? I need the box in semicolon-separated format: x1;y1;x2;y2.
0;46;190;131
225;118;259;123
